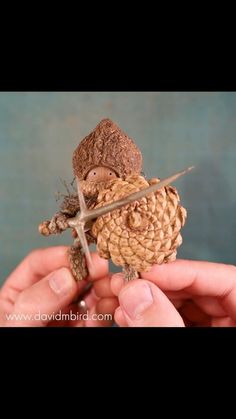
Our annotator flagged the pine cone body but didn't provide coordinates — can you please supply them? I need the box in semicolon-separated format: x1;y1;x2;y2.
91;175;187;273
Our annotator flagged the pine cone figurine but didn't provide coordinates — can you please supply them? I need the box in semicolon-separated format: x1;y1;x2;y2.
39;118;191;282
91;175;187;279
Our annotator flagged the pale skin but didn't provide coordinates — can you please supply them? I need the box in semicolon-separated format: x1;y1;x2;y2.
0;247;118;327
111;260;236;327
1;246;236;326
3;167;234;327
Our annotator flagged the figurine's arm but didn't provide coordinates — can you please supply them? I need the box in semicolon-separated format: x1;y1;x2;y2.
39;194;98;236
39;194;80;236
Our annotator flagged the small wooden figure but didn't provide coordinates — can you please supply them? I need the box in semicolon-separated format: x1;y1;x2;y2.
39;119;193;281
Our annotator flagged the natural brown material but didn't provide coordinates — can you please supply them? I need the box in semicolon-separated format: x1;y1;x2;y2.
91;175;187;273
72;119;142;180
69;245;88;281
39;118;190;283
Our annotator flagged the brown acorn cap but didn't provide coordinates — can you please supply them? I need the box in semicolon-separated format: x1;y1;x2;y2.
72;119;143;180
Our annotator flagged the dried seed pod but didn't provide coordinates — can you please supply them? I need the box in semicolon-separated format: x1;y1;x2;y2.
72;119;142;180
91;175;187;273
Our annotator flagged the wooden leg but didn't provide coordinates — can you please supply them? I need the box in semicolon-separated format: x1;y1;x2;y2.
68;244;88;281
123;265;140;281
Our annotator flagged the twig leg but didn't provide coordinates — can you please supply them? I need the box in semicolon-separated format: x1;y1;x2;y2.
123;265;140;281
68;244;88;281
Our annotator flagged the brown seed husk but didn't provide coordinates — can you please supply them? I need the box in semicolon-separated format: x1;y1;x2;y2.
72;119;142;180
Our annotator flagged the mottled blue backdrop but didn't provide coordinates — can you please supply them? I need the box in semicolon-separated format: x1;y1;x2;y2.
1;92;236;284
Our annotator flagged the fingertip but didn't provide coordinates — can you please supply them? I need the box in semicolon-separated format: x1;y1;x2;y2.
110;273;125;296
114;306;127;327
93;275;114;298
96;297;119;317
88;253;109;281
48;267;78;295
11;266;79;326
118;279;185;327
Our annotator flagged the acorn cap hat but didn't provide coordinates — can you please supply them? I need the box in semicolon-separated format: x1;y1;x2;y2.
72;119;142;180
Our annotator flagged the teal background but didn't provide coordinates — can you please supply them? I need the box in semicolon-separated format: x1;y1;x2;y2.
1;92;236;284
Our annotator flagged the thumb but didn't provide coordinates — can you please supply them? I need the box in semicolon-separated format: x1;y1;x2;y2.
7;268;78;326
118;279;185;327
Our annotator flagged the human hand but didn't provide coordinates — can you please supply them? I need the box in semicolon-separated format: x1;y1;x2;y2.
0;246;118;327
111;260;236;327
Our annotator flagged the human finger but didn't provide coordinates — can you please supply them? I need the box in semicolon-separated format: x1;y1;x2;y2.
118;279;185;327
142;260;236;320
2;246;70;293
142;260;236;295
86;253;109;282
114;307;128;327
93;275;114;298
110;273;126;296
5;267;78;327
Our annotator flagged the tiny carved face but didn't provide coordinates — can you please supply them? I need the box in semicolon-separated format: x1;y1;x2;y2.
85;166;118;182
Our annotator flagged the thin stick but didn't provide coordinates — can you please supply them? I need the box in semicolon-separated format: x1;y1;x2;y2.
81;166;194;223
76;177;87;214
75;178;93;271
75;223;93;270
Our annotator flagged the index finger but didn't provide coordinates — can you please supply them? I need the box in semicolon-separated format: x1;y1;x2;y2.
142;259;236;296
2;247;108;292
2;246;70;292
142;259;236;319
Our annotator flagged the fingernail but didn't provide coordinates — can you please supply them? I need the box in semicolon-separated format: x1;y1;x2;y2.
48;268;74;295
119;281;153;320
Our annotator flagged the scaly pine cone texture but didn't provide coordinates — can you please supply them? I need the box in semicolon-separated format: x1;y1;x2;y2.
92;175;187;273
